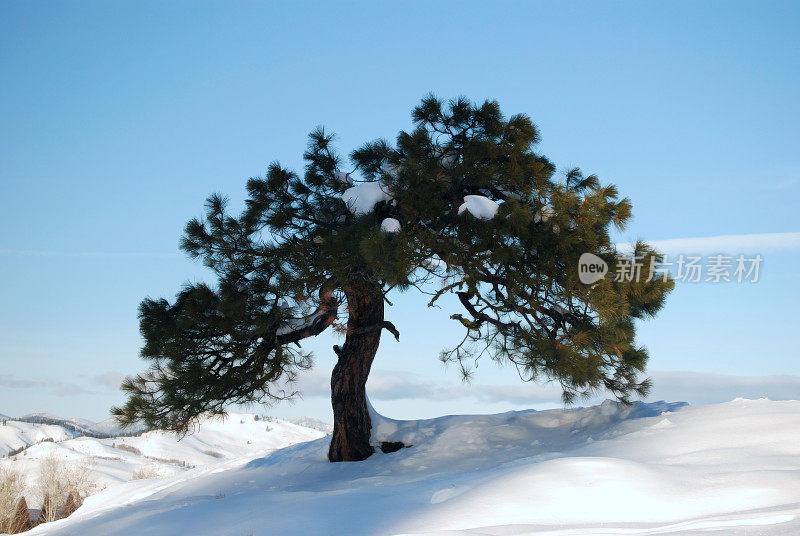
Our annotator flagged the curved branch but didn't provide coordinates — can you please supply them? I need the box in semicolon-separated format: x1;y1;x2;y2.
275;288;339;346
346;319;400;341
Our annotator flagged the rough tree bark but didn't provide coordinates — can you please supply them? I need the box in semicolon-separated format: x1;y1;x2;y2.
328;279;384;462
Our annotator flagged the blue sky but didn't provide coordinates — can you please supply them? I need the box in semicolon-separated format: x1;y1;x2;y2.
1;1;799;422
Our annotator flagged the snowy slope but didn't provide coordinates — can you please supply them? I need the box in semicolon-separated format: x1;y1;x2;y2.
22;399;800;536
0;420;76;455
2;412;324;492
101;412;324;467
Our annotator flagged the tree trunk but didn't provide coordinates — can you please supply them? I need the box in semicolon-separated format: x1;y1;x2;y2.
328;280;384;462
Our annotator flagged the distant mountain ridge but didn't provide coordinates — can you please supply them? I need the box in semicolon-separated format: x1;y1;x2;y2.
2;411;330;440
286;416;333;434
15;413;96;436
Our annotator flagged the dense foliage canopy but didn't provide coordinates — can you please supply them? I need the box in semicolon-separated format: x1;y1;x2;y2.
114;96;673;444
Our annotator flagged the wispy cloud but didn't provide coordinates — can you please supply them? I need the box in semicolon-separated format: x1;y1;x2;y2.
367;371;563;404
0;374;97;396
298;368;570;405
92;372;126;391
5;368;795;409
647;371;800;405
296;369;800;407
618;232;800;255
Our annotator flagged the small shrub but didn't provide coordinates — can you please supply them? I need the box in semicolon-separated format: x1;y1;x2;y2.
115;443;142;456
36;454;95;524
142;455;187;467
60;491;81;518
203;450;224;459
131;465;163;480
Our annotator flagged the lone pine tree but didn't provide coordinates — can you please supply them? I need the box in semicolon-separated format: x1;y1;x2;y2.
113;96;673;462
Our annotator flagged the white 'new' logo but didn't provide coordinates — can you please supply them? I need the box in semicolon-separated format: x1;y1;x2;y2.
578;253;608;284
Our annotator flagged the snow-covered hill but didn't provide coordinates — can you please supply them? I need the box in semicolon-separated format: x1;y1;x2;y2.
19;414;96;429
0;420;76;456
21;399;800;536
15;414;96;436
2;412;325;493
285;416;333;434
84;417;147;438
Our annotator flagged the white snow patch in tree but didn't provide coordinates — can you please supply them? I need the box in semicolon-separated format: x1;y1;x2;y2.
458;195;500;220
380;218;401;233
535;205;556;223
276;311;325;336
342;181;393;215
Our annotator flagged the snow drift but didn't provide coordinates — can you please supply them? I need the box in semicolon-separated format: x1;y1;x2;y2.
18;399;800;536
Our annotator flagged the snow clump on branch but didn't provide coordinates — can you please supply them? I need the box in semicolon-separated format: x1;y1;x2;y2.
380;218;401;233
458;195;500;220
342;181;393;215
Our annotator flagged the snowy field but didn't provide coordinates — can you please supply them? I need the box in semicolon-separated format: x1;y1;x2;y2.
14;398;800;536
0;413;324;501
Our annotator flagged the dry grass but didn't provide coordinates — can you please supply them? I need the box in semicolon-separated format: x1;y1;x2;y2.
131;465;164;480
0;464;27;533
36;454;95;523
2;454;97;531
114;443;142;456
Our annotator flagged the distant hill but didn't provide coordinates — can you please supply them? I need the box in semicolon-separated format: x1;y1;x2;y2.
16;413;97;437
3;411;326;509
4;411;331;439
0;420;76;456
286;416;333;434
87;417;149;437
